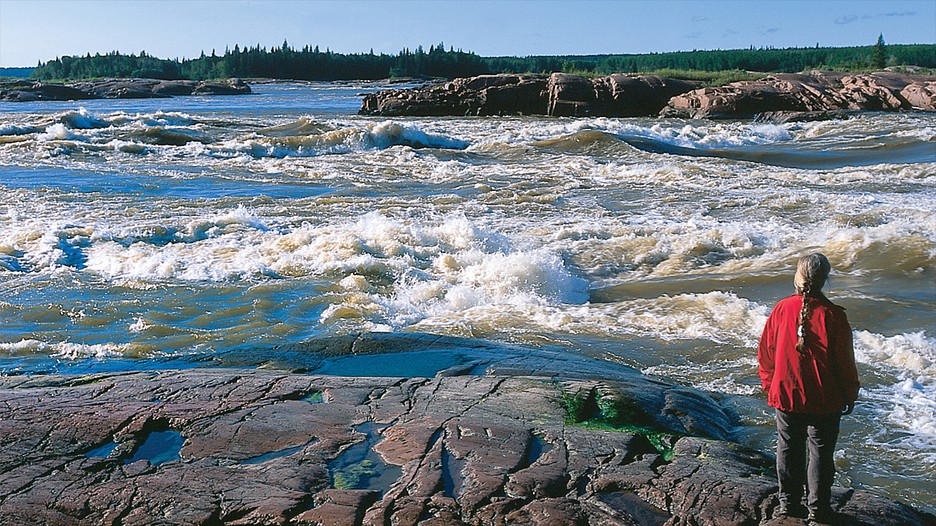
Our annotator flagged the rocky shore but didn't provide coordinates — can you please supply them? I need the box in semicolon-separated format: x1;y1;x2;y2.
663;70;936;119
359;74;702;117
1;332;931;526
0;78;251;102
359;71;936;120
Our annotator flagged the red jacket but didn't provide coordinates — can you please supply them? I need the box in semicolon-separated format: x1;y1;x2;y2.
758;294;860;414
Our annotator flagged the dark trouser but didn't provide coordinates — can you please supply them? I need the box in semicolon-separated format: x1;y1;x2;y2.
775;409;841;514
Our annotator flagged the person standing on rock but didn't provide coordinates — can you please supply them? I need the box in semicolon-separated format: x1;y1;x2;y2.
757;253;860;524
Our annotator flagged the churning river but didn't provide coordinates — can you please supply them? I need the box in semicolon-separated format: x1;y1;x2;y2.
1;82;933;512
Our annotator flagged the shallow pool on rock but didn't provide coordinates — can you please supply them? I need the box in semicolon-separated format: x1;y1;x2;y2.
329;422;402;495
85;429;183;466
126;430;183;466
315;350;472;377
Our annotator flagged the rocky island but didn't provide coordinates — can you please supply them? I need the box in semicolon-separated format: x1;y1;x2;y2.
360;71;936;120
1;333;931;526
0;78;251;102
359;74;703;117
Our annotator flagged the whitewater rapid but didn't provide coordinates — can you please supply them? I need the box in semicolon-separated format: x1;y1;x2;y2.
1;83;934;511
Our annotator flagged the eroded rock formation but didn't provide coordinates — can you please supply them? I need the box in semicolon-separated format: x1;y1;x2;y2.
359;71;936;120
661;71;936;119
359;73;702;117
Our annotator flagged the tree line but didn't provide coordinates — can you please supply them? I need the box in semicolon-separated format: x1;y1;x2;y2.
30;40;936;82
485;42;934;76
31;42;487;81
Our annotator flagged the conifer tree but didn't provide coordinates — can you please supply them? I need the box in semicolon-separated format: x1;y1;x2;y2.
873;33;887;69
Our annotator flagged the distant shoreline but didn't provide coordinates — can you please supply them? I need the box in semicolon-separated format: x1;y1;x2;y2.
0;67;33;79
18;42;936;84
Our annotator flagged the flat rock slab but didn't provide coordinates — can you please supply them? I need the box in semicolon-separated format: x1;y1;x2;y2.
1;333;931;526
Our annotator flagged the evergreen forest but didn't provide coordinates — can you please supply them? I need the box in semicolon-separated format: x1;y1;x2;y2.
29;40;936;82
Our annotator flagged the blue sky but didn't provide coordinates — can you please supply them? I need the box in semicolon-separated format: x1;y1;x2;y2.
1;0;934;67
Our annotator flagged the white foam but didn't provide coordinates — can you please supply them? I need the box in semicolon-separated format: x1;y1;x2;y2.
58;108;108;129
464;118;794;150
128;317;149;333
369;120;470;150
0;339;133;359
405;290;771;355
602;292;770;344
231;212;587;328
209;120;470;159
72;210;580;299
377;248;589;327
642;356;763;396
107;110;198;127
854;330;936;442
38;123;77;141
643;121;793;149
6;223;93;271
179;207;268;242
85;231;273;282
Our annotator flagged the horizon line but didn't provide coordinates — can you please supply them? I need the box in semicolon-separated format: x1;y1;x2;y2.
3;40;934;69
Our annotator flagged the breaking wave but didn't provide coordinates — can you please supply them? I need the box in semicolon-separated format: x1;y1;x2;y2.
855;331;936;443
233;121;470;158
0;339;140;359
527;118;933;168
8;110;471;159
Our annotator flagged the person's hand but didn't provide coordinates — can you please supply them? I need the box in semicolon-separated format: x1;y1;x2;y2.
842;402;855;415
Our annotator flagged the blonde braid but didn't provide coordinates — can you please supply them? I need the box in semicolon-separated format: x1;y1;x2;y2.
793;253;832;355
796;280;813;354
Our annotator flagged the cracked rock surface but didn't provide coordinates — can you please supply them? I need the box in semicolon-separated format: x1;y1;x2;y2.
358;73;701;117
357;71;935;121
0;333;931;526
661;71;936;119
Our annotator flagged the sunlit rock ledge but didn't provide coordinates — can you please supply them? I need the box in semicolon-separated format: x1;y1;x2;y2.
1;332;931;526
663;70;936;119
359;71;936;120
360;73;703;118
0;77;251;102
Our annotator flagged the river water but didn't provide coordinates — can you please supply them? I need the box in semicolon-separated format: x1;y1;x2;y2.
1;82;933;512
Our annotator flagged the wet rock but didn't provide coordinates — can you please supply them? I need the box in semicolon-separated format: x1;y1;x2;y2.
0;333;931;526
754;110;856;123
662;70;936;119
359;73;701;117
550;73;703;117
71;78;252;99
361;71;936;119
359;74;548;116
0;80;95;102
293;489;379;526
69;78;172;99
546;73;596;116
0;78;251;102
